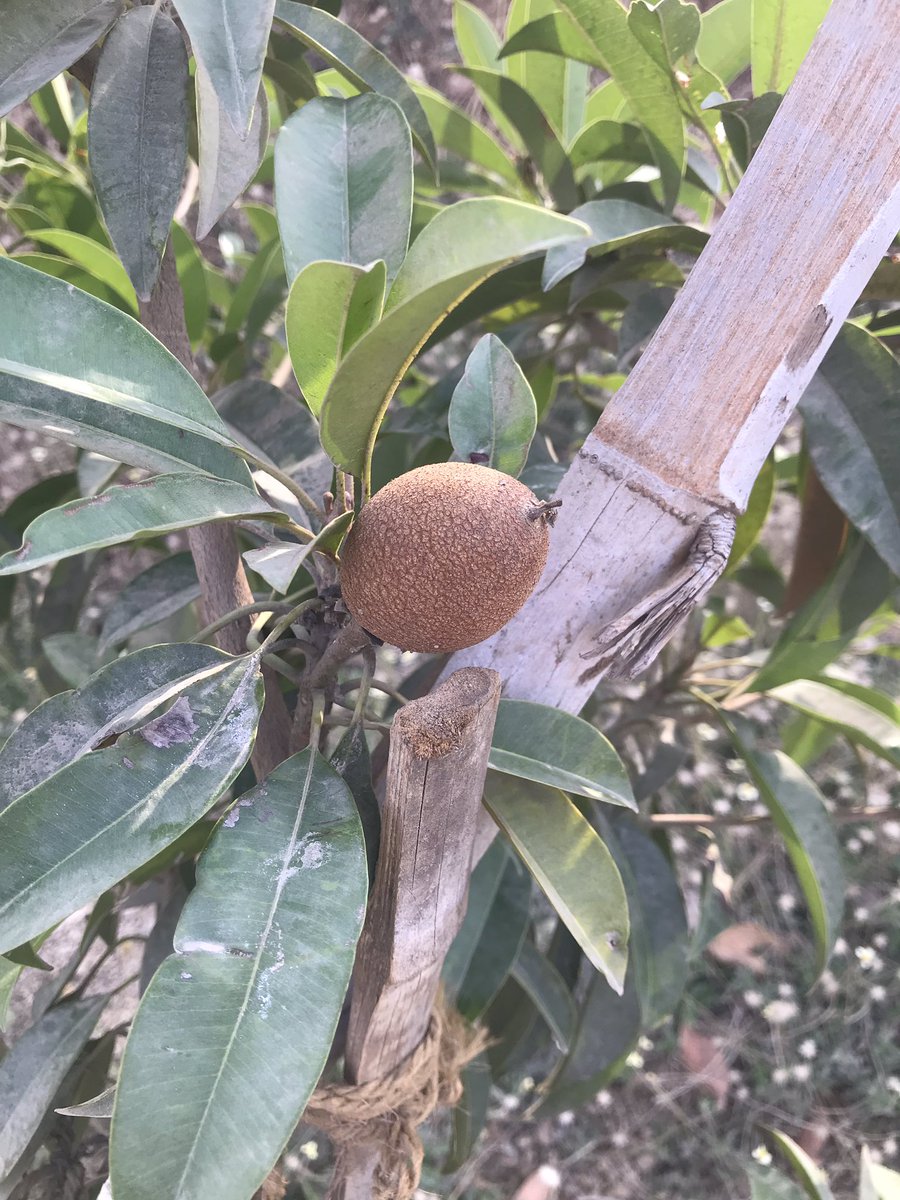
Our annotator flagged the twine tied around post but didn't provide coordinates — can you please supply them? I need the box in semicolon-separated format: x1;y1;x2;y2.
305;1001;488;1200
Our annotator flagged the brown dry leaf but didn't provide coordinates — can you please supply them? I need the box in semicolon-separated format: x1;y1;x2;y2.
511;1165;562;1200
678;1025;730;1109
706;921;788;974
797;1114;831;1162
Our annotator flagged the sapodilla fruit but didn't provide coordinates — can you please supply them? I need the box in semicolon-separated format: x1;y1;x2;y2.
339;462;554;653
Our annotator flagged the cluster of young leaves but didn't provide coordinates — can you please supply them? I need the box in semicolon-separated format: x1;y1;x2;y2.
0;0;897;1195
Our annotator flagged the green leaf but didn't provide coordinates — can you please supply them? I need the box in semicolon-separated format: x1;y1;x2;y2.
748;1164;809;1200
243;510;354;593
3;941;53;972
171;223;210;348
725;725;844;973
172;0;275;136
26;230;137;312
861;1147;900;1200
500;12;605;68
0;258;251;485
484;773;629;994
448;334;537;478
767;679;900;770
285;259;386;416
275;94;412;285
57;1085;117;1119
543;199;705;290
0;996;108;1177
0;474;284;577
770;1129;835;1200
489;698;635;808
454;67;578;209
728;453;775;569
42;632;112;688
196;66;269;240
751;0;831;95
801;323;900;576
329;724;380;884
99;553;201;652
504;0;588;142
445;1056;491;1173
511;938;577;1053
89;7;189;300
110;749;367;1200
412;82;521;189
697;0;752;85
319;198;589;479
452;0;524;152
443;840;531;1021
274;1;436;175
0;0;123;117
0;959;23;1032
0;645;264;954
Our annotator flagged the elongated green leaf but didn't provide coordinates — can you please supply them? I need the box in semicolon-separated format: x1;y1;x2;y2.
568;118;653;171
89;7;189;299
801;324;900;576
274;1;436;174
275;94;412;285
0;958;23;1031
726;725;843;972
768;679;900;769
285;259;386;416
500;12;605;68
173;0;275;135
0;474;283;577
489;699;635;808
543;198;705;290
697;0;752;85
196;67;269;240
452;0;524;152
0;647;263;954
57;1085;117;1119
448;334;536;478
861;1148;900;1200
110;749;367;1200
728;453;775;569
445;1057;491;1173
0;258;251;485
748;1165;809;1200
26;230;137;311
511;939;577;1053
0;996;107;1176
484;774;629;993
99;554;201;651
443;840;530;1020
0;0;123;117
412;83;521;189
171;223;210;348
751;0;831;95
770;1130;835;1200
455;67;577;209
320;199;589;478
504;0;587;141
243;510;353;593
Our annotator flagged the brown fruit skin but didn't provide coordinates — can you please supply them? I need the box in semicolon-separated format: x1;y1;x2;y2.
339;462;551;653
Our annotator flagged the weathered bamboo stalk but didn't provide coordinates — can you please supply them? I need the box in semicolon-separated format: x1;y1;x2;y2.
330;668;501;1197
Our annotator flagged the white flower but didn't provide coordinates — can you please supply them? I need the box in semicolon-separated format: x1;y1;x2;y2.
870;985;887;1003
744;990;764;1009
30;445;48;462
792;1063;811;1083
833;938;849;956
884;1137;898;1157
638;1036;653;1053
626;1051;645;1070
772;1067;789;1086
799;1039;817;1060
777;894;797;914
713;798;732;815
846;838;863;855
596;1090;612;1108
855;906;871;922
820;970;839;997
883;824;900;843
859;827;876;844
874;933;888;949
763;999;798;1025
856;946;882;971
501;1094;520;1112
670;834;689;855
752;1145;773;1166
887;1076;900;1096
520;1076;535;1093
778;982;795;998
299;1140;319;1161
736;782;759;803
611;1129;628;1148
557;1110;575;1126
870;1148;885;1164
697;723;718;741
726;758;744;773
11;709;28;726
736;1086;750;1101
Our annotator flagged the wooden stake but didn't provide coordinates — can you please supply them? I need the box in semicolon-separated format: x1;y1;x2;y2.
331;667;501;1197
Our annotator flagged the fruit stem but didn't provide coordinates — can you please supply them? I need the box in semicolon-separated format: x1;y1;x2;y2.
526;499;563;523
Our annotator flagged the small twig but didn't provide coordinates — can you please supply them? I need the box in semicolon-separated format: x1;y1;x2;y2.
258;597;323;651
340;677;410;707
649;804;898;829
191;600;298;645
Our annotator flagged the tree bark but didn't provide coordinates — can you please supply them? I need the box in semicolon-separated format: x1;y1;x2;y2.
781;465;848;615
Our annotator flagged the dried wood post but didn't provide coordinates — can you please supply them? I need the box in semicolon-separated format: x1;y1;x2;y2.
329;667;501;1198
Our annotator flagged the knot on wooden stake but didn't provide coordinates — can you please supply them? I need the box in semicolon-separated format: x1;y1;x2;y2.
305;1001;487;1200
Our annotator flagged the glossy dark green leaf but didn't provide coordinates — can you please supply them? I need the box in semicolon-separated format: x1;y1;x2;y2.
448;334;536;478
285;259;386;416
89;7;188;299
728;454;775;569
0;996;107;1177
751;0;830;95
484;774;629;994
445;1055;491;1172
274;1;436;174
452;0;525;152
489;699;635;808
319;199;589;479
499;11;605;67
801;323;900;576
173;0;275;136
3;941;53;972
454;67;577;209
42;632;111;688
196;67;269;240
443;840;531;1021
0;258;251;485
768;679;900;770
26;230;138;312
0;0;123;116
0;644;264;952
725;722;844;973
505;0;588;142
511;939;577;1053
697;0;751;84
110;749;367;1200
0;474;283;577
243;511;353;593
275;94;412;285
413;82;521;189
330;724;380;883
99;554;201;652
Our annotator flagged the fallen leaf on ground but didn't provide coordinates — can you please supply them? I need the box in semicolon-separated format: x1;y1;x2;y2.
706;922;788;974
678;1024;730;1109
